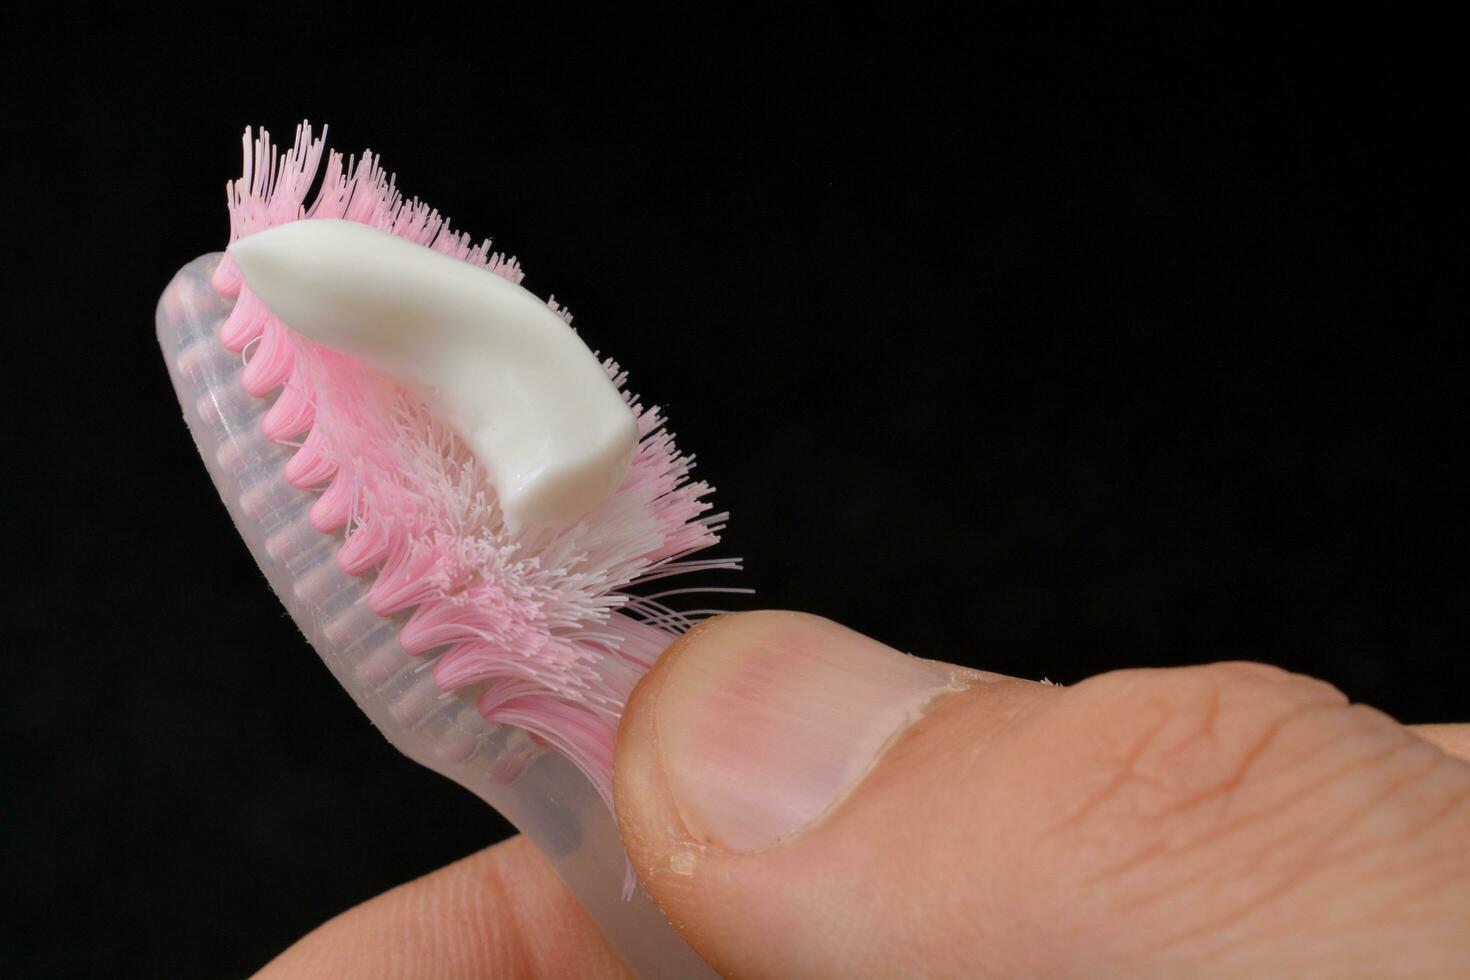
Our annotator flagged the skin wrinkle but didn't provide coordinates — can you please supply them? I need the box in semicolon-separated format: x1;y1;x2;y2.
1171;852;1462;974
1210;788;1470;967
1046;675;1299;846
1364;856;1470;921
1164;671;1222;755
1039;705;1175;840
1143;732;1450;957
1312;736;1452;862
1113;718;1423;915
1041;666;1308;845
1085;699;1352;887
1046;668;1347;874
1315;823;1465;925
986;666;1470;975
1406;776;1470;840
1212;701;1362;809
1158;677;1340;805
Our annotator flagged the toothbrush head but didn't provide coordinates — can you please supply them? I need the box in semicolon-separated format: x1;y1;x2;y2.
158;122;738;836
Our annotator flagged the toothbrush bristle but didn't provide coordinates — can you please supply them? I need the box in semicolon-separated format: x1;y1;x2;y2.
211;122;736;831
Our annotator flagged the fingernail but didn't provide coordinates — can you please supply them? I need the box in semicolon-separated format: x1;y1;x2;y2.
654;612;963;852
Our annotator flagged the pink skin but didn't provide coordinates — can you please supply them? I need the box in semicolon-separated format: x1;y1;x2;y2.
214;123;735;834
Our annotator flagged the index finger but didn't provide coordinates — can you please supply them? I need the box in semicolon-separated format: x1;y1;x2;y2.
253;835;629;979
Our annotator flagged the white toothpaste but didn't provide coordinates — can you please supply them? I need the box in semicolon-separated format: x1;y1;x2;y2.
229;219;638;531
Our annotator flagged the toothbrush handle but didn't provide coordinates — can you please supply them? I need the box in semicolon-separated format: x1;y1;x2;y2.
473;749;717;979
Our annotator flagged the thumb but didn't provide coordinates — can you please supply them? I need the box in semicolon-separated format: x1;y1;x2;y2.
614;611;1470;977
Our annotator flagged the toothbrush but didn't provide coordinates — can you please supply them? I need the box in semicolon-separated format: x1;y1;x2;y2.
157;123;737;978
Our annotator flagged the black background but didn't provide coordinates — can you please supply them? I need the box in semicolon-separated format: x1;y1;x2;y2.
3;9;1464;977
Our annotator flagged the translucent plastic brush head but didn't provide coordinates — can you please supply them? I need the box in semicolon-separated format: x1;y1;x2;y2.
157;253;716;979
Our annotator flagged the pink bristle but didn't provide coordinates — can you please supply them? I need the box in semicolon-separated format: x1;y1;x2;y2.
483;693;619;807
309;470;354;532
223;123;328;243
261;373;315;441
366;540;445;616
435;639;552;692
218;289;270;352
282;436;336;489
601;613;683;670
211;255;243;297
212;123;737;843
336;516;393;576
476;676;556;718
241;318;296;396
435;634;606;702
399;589;519;656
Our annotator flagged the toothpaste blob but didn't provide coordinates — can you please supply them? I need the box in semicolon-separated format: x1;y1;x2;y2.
228;220;638;531
208;124;735;828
